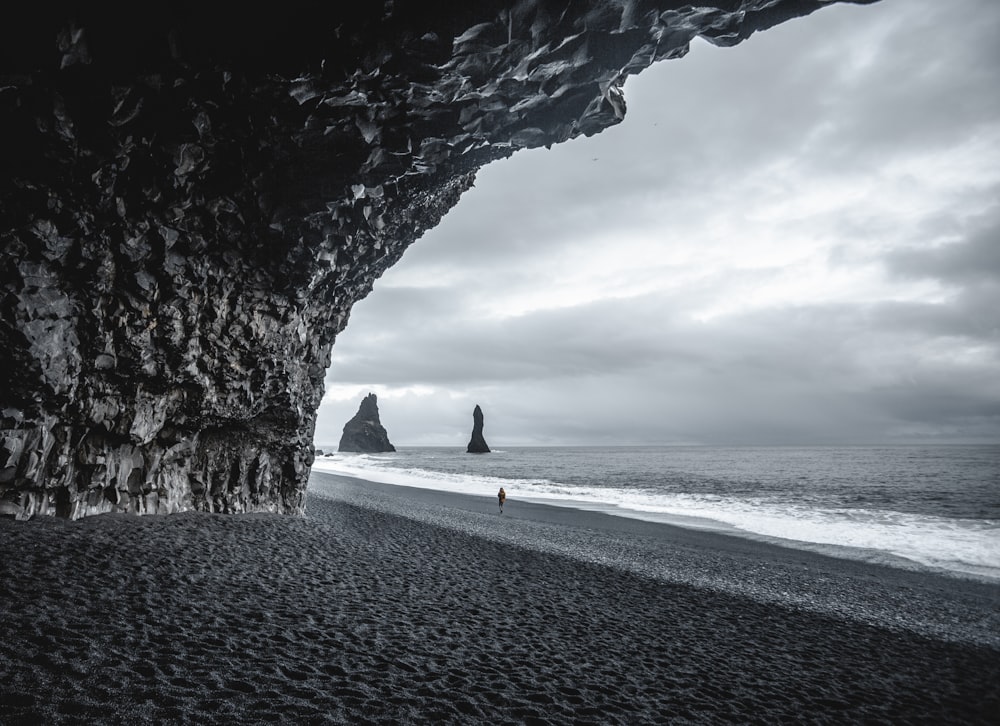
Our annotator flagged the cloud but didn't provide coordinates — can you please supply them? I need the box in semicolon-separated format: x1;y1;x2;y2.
884;203;1000;285
316;0;1000;447
320;287;1000;446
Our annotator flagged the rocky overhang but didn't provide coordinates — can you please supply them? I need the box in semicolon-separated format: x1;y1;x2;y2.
0;1;878;519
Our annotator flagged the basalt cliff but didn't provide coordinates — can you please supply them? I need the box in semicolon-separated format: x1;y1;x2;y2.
0;1;876;519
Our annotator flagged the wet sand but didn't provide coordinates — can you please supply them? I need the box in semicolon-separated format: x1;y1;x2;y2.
1;471;998;724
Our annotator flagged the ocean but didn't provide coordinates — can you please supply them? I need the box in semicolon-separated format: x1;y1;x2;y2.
311;445;1000;583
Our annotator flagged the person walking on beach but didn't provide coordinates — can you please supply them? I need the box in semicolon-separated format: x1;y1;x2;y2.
498;487;506;514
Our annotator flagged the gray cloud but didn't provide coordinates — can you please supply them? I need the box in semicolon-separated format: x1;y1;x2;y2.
320;287;1000;446
316;0;1000;448
884;204;1000;285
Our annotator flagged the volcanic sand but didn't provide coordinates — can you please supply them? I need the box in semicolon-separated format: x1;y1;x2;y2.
1;471;998;724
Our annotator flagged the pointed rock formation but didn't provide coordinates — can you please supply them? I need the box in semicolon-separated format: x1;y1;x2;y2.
467;405;491;454
338;394;396;453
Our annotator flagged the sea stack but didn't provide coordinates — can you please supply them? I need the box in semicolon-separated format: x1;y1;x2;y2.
467;405;491;454
338;394;396;453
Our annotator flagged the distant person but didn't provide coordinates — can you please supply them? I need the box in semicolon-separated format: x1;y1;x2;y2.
498;487;506;514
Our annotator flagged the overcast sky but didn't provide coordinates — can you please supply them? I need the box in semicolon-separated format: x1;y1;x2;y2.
314;0;1000;448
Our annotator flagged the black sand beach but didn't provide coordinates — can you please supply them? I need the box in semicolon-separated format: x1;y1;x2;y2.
2;472;998;724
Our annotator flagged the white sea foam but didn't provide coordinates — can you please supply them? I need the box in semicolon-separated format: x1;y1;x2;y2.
310;453;1000;582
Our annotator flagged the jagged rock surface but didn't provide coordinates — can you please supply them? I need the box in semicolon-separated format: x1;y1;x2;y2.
0;1;876;519
467;405;491;454
338;394;396;454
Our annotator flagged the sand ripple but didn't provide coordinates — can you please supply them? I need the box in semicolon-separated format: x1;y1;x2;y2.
1;487;998;724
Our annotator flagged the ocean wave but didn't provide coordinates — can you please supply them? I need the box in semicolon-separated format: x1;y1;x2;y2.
312;454;554;491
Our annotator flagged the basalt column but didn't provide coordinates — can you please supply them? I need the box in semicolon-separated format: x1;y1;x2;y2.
0;1;877;518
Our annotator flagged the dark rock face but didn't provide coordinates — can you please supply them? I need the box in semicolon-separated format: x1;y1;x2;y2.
0;1;876;518
467;405;491;454
338;394;396;454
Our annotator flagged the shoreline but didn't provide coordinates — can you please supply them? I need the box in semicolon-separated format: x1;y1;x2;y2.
308;472;1000;649
1;471;997;723
310;452;1000;585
